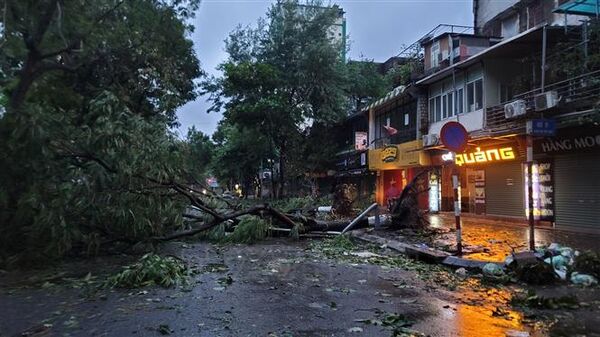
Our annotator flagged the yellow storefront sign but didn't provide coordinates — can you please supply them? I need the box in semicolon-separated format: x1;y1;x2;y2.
454;146;516;166
369;140;431;170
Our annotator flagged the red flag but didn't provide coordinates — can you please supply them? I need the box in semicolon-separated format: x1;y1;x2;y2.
382;125;398;136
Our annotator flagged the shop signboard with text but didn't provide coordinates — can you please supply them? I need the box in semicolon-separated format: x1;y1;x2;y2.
524;160;554;221
442;145;518;167
368;140;431;170
534;126;600;155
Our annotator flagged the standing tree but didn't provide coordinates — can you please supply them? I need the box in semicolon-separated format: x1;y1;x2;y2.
185;126;215;184
345;59;391;112
203;0;348;198
0;0;203;262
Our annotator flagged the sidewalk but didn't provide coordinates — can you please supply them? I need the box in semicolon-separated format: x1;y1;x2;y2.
427;212;600;262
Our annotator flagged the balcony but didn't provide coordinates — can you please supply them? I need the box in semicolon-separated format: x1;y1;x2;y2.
484;70;600;135
371;128;416;149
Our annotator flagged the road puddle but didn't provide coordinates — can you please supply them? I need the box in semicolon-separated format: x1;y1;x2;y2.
415;278;545;337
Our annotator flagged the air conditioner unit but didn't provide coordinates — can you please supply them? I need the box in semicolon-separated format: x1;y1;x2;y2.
422;134;439;147
534;91;559;111
504;99;527;119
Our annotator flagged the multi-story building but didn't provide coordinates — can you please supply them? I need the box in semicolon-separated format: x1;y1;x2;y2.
365;85;430;207
416;0;600;233
335;0;600;233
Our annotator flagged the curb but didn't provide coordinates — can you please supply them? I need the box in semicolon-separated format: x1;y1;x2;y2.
349;229;502;270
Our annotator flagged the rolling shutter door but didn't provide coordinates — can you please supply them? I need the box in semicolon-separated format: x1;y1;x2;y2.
554;154;600;232
485;162;525;218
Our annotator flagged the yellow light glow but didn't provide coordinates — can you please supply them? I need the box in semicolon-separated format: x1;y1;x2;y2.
455;146;515;166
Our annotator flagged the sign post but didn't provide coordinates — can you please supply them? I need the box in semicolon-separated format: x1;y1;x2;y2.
440;122;469;256
525;119;556;251
526;134;536;251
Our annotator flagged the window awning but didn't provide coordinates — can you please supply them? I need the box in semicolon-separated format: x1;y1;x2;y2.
554;0;600;17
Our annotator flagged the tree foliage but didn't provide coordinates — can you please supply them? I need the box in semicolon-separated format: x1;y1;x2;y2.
204;0;349;197
0;0;203;264
345;59;391;112
185;126;214;183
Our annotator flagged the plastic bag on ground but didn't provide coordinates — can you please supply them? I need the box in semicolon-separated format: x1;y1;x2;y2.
571;272;598;286
482;263;505;277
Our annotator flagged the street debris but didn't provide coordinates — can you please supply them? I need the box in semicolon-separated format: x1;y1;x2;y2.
511;290;580;310
570;272;598;287
482;263;507;283
105;254;187;289
455;267;468;278
572;251;600;279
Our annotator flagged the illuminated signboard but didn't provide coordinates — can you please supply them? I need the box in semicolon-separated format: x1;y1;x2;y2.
381;146;398;163
525;161;554;221
455;147;516;166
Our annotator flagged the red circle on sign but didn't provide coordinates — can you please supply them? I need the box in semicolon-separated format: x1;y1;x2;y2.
440;121;468;153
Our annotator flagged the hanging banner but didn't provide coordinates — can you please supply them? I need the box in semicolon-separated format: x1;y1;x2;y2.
355;132;368;151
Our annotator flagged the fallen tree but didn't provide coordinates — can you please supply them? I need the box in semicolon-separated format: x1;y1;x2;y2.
153;170;431;242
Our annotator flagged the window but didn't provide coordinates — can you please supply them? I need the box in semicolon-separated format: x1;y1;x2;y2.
500;84;513;103
404;113;409;126
466;78;483;112
441;92;454;118
429;98;435;122
430;83;470;123
442;95;448;119
456;88;464;114
431;41;440;68
435;96;441;122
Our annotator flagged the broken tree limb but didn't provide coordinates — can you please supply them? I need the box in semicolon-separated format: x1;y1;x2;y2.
341;203;379;234
264;205;298;229
154;205;270;241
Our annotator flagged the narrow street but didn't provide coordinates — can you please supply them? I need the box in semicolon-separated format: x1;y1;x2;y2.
2;238;599;337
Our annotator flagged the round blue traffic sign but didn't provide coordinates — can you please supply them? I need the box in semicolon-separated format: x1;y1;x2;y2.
440;121;468;153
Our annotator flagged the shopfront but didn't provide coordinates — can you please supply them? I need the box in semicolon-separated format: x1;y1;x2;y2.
534;126;600;233
368;140;430;208
334;149;375;200
433;141;526;219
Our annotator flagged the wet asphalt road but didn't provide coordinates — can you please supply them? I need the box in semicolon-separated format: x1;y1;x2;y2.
0;239;598;337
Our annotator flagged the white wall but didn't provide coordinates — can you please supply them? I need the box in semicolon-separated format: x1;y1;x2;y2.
428;109;484;137
426;64;484;137
476;0;520;29
368;108;375;149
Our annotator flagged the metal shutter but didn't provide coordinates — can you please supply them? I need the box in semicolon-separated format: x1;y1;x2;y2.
554;154;600;232
485;162;525;218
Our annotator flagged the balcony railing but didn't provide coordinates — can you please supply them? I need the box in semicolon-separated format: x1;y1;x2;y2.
371;129;416;149
484;70;600;134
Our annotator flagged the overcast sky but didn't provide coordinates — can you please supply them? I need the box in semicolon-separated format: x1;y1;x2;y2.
175;0;473;137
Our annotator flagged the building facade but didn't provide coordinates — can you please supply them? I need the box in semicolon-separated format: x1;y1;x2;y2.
415;0;600;233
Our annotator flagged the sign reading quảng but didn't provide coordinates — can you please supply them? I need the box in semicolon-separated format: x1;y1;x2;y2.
455;146;516;166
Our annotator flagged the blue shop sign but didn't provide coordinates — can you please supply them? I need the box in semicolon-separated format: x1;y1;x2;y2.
527;119;556;137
